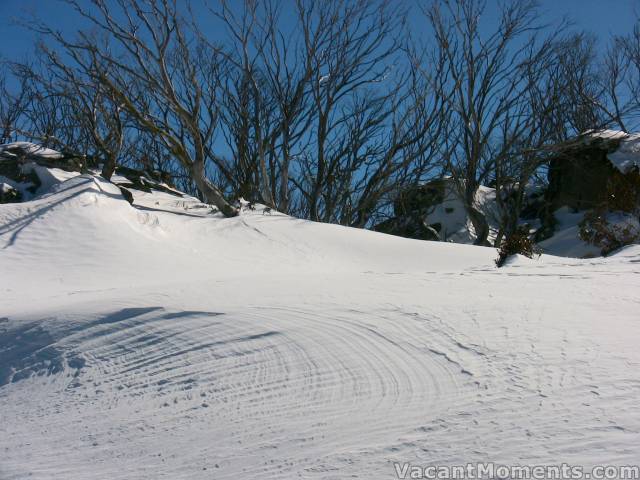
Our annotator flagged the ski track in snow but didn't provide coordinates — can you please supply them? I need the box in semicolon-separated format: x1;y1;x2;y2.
1;175;640;479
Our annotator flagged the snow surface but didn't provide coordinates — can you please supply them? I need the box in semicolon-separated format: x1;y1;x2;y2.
538;207;602;258
1;173;640;479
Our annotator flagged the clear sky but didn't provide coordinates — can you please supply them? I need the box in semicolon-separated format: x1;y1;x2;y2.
0;0;638;63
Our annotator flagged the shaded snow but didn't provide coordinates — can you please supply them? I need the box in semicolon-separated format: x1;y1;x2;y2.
538;207;601;258
1;172;640;479
0;182;16;194
25;162;82;197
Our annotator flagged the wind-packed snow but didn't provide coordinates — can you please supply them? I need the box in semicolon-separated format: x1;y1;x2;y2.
585;129;630;142
1;173;640;479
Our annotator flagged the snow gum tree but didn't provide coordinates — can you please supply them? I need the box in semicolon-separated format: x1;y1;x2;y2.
422;0;562;245
32;0;239;216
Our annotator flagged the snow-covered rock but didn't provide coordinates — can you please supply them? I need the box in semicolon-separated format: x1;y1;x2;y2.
0;181;20;203
422;183;498;243
0;141;65;160
584;129;640;173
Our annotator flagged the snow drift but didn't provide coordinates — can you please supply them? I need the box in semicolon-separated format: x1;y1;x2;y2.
1;169;640;479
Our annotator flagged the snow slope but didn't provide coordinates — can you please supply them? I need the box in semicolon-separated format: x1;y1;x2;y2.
1;174;640;479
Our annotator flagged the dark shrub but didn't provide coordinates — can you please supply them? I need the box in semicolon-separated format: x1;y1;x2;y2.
579;210;640;255
496;226;541;267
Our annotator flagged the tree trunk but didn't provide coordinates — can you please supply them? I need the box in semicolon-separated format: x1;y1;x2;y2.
279;130;290;213
101;154;117;181
258;147;274;208
494;230;504;248
468;204;491;246
191;161;238;217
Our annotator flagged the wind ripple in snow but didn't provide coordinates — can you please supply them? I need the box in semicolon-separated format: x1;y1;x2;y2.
2;293;640;479
0;305;481;479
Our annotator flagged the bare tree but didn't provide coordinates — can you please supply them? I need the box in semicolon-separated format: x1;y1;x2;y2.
10;0;636;238
0;66;31;144
290;0;416;224
214;0;337;214
7;61;82;153
615;17;640;131
423;0;563;245
213;0;440;225
19;47;128;179
30;0;239;216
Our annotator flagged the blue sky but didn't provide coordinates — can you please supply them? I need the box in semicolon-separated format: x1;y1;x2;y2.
0;0;638;63
1;0;638;166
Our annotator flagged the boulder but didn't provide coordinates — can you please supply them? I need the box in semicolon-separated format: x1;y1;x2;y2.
546;131;640;212
0;142;84;172
374;214;441;241
114;166;183;197
393;178;451;216
0;183;21;204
